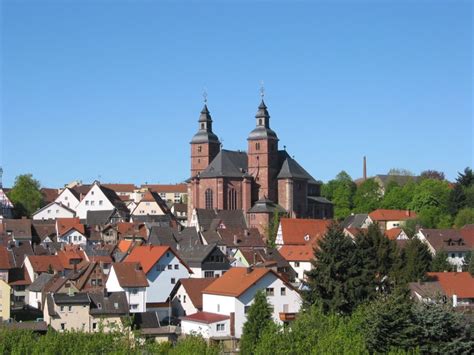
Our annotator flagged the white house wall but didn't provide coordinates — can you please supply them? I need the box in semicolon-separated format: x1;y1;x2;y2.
33;203;75;221
75;184;115;219
55;189;80;211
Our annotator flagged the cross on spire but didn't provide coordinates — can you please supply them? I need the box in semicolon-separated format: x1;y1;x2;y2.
260;80;265;99
203;88;208;104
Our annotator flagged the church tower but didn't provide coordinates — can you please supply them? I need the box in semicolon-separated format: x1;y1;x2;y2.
247;99;279;202
190;104;221;178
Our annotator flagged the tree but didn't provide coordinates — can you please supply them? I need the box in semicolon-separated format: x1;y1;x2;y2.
265;211;283;248
352;178;382;213
430;251;453;272
240;290;273;355
420;170;445;181
381;181;416;210
462;250;474;275
388;168;414;176
456;167;474;188
7;174;43;218
305;224;365;314
399;238;432;283
409;179;450;212
454;208;474;228
447;184;466;216
321;171;356;220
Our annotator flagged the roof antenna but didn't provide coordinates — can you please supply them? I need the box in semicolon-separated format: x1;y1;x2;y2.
260;80;265;99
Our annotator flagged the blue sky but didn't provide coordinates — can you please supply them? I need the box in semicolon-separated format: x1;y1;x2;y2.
1;0;472;188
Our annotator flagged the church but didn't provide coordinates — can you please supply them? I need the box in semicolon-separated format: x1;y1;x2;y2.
187;97;333;233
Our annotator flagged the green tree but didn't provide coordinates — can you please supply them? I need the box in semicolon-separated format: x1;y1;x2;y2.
430;251;453;272
382;181;417;210
321;171;356;220
409;179;451;213
454;208;474;228
353;178;382;213
420;170;446;181
462;250;474;275
456;167;474;188
240;290;273;355
399;238;432;283
447;184;466;216
305;224;365;314
266;211;283;248
7;174;43;217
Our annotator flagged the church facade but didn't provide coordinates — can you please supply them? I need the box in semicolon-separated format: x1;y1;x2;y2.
187;99;333;232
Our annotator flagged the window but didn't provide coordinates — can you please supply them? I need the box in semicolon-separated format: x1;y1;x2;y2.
151;210;156;214
174;264;179;269
256;142;260;150
61;323;66;331
205;189;213;210
130;304;138;310
294;261;300;267
171;278;176;284
145;202;150;206
259;119;263;125
166;252;170;258
65;196;68;201
204;271;215;278
92;323;97;330
99;200;103;206
244;306;250;314
60;306;65;312
451;253;455;258
266;288;274;296
217;304;220;312
167;264;173;270
47;209;51;214
156;264;165;271
91;191;94;195
97;303;102;309
216;323;225;331
68;306;72;312
227;188;237;210
85;201;89;206
183;295;187;303
458;253;462;258
131;288;138;295
91;200;95;206
281;287;286;296
198;146;202;153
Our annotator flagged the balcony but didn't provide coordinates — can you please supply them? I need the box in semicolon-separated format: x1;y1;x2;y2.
279;312;297;322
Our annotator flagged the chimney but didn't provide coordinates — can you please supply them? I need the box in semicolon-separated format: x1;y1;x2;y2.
363;156;367;180
233;235;238;245
246;266;253;274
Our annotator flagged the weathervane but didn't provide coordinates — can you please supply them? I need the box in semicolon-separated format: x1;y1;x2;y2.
260;80;265;99
203;88;208;104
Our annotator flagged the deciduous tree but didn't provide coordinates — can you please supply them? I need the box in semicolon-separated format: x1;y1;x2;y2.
7;174;43;218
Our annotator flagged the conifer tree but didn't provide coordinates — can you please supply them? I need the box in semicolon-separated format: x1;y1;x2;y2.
430;251;453;272
399;238;432;283
304;223;364;314
240;290;273;355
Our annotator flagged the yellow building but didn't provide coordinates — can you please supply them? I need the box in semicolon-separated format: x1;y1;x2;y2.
0;279;11;321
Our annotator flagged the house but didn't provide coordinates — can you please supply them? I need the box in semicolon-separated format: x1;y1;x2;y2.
181;267;302;339
142;184;187;204
75;262;109;292
54;187;81;211
2;218;33;245
24;255;65;282
189;209;248;233
384;228;409;241
124;245;191;315
44;292;129;332
33;202;76;221
275;218;332;246
8;266;31;309
102;184;137;198
278;244;314;283
368;209;417;231
341;213;371;229
75;181;130;221
416;229;471;271
106;262;149;313
56;218;87;246
177;244;230;278
247;198;287;236
171;278;216;317
0;246;12;282
40;188;60;205
27;273;54;309
0;279;11;320
410;272;474;307
131;190;171;218
171;203;188;223
180;312;231;340
0;187;14;219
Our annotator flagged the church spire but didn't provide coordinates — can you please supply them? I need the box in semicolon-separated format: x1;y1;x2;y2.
191;93;220;144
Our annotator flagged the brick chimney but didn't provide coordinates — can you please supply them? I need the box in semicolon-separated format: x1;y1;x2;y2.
363;156;367;180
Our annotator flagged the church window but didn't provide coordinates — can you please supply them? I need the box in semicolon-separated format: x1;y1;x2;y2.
227;188;237;210
201;123;205;129
205;189;213;210
198;146;202;153
256;142;260;151
259;119;262;125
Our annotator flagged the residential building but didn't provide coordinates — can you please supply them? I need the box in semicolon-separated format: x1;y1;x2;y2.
131;190;171;217
368;209;417;231
142;184;187;204
275;218;332;246
278;244;313;283
0;279;11;320
171;278;215;317
177;244;230;278
54;187;81;211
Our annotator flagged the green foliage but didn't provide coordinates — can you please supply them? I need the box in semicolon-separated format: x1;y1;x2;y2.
266;212;283;248
398;238;432;283
240;290;273;355
170;336;219;355
430;251;453;272
454;208;474;228
321;171;356;220
353;178;382;213
7;174;43;218
409;179;450;213
462;250;474;275
254;306;367;355
456;167;474;188
420;170;445;181
305;224;366;315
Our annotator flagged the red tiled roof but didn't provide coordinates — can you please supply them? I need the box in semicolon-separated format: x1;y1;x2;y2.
427;272;474;298
111;262;149;288
125;245;172;274
459;227;474;248
27;255;64;273
280;218;332;245
143;184;187;193
56;218;85;236
203;267;273;297
179;278;216;310
57;248;86;269
117;240;134;253
385;228;403;240
369;209;417;221
89;255;113;263
41;188;59;204
278;245;314;262
0;246;12;269
181;311;230;324
103;184;136;193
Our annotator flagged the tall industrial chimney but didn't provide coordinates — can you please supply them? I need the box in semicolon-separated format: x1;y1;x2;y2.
363;156;367;180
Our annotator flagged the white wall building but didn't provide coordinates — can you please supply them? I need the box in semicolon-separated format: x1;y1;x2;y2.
33;202;76;221
55;188;81;211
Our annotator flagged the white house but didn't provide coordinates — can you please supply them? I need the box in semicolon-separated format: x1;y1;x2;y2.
171;278;216;317
181;267;301;339
33;202;76;221
106;263;148;313
75;181;129;220
181;312;230;339
278;245;313;284
56;218;87;246
131;190;170;217
54;187;81;211
124;245;192;316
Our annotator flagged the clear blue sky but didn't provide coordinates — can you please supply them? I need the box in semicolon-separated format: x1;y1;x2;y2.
1;0;472;188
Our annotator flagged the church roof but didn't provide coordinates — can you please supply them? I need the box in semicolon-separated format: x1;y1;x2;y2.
248;198;286;214
199;150;250;179
247;126;278;141
191;105;220;144
277;151;318;184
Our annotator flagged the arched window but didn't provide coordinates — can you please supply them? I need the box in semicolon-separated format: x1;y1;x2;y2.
201;123;205;129
205;189;213;210
227;188;237;210
256;142;260;151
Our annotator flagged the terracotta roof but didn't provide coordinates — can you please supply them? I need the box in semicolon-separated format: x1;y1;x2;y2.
125;245;172;274
3;218;32;239
56;218;85;236
278;245;314;262
89;255;112;263
119;195;131;201
117;222;148;239
0;246;12;269
279;218;332;245
181;311;230;324
143;184;187;193
420;229;471;252
103;184;136;193
111;262;149;288
459;227;474;248
384;228;403;240
203;267;273;297
117;240;134;253
427;272;474;298
27;255;64;273
57;248;86;269
41;188;59;204
369;209;417;221
179;278;216;310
